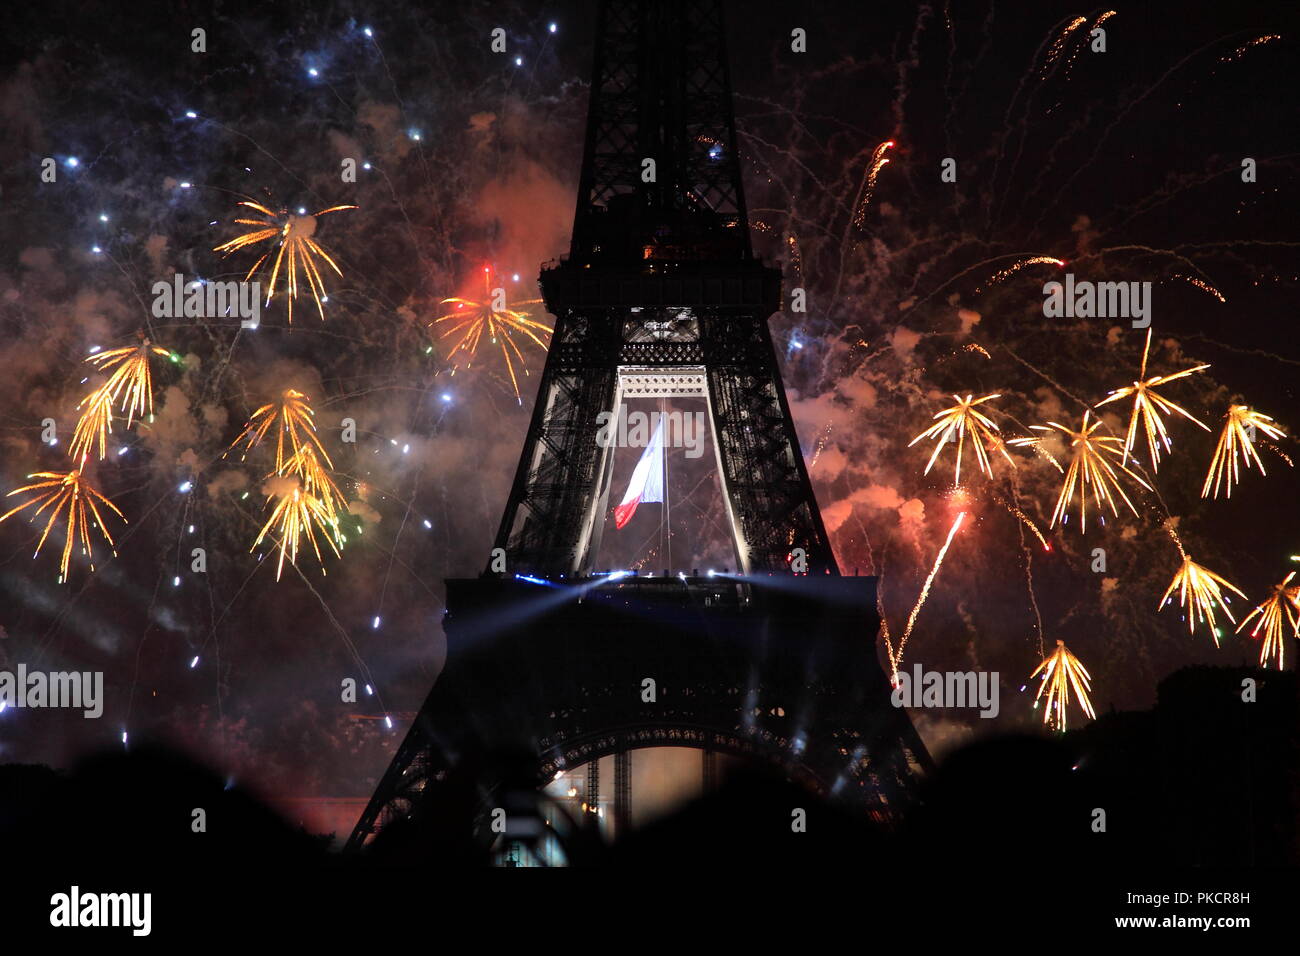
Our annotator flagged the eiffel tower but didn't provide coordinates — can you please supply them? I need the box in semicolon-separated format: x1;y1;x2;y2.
346;0;931;859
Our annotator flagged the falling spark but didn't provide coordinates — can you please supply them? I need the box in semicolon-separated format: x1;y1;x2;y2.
908;393;1015;483
1235;572;1299;670
1201;405;1287;499
432;269;551;401
1096;328;1210;469
889;511;966;680
69;339;172;461
0;467;126;579
214;200;356;323
1030;640;1096;731
1158;528;1245;644
1043;18;1087;72
1009;410;1152;532
1169;273;1226;302
852;141;895;227
786;234;803;278
1219;35;1282;64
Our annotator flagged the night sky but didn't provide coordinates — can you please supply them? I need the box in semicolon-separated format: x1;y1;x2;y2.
0;0;1297;799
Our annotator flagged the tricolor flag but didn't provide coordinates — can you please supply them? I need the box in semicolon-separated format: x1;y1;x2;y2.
614;417;665;529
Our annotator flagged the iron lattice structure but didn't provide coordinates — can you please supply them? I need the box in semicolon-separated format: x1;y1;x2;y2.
347;577;933;853
493;0;834;576
347;0;931;856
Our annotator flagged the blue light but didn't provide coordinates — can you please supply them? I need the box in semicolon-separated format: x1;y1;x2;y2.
99;213;109;222
185;110;197;119
549;23;557;33
178;481;192;493
440;393;452;403
363;26;373;37
66;156;79;168
514;56;523;66
515;573;549;586
307;67;319;77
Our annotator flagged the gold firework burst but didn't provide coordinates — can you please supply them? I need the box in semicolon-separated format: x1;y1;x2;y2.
1009;410;1152;532
227;388;332;474
251;482;342;581
1201;405;1287;499
281;442;347;525
908;393;1015;483
214;200;356;323
0;467;125;580
69;340;172;462
1158;531;1245;644
432;269;551;401
1096;329;1209;469
1235;572;1299;670
1030;640;1096;731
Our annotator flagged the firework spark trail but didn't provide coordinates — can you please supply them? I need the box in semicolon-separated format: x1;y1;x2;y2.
0;467;126;580
1096;328;1211;469
908;393;1015;483
214;200;356;323
1057;11;1117;89
992;490;1051;552
1236;572;1300;669
910;253;1063;312
1043;17;1088;71
1034;32;1253;233
1201;405;1288;498
1108;156;1300;235
1008;477;1047;659
851;140;895;228
1009;410;1153;532
987;14;1082;223
1031;640;1096;731
808;420;834;470
1218;34;1282;64
889;511;966;681
990;16;1092;228
1167;273;1226;302
975;255;1066;292
1158;526;1246;644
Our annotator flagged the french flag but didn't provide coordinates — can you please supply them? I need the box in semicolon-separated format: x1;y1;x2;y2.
614;417;665;529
